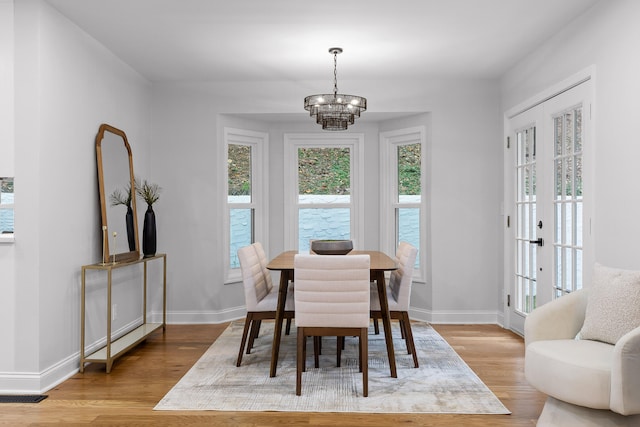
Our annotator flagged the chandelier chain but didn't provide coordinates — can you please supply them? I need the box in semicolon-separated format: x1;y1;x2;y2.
333;51;338;97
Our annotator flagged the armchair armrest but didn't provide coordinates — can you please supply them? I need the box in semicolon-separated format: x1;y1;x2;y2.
611;325;640;415
524;289;588;347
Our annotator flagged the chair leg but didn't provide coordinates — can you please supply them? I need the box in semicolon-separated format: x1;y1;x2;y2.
373;318;380;335
302;336;307;372
358;335;363;373
402;312;419;368
336;337;343;367
247;319;260;354
236;314;252;367
296;328;305;396
313;337;320;368
361;328;368;397
399;319;406;339
285;317;292;335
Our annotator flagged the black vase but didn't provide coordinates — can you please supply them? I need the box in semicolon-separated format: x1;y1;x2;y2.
142;204;156;257
125;205;136;252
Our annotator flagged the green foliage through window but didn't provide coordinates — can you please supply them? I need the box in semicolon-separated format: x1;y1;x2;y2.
398;144;421;196
228;144;251;196
298;147;351;195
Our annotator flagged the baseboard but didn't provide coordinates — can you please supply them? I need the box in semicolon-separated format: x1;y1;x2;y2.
409;306;503;324
0;371;42;395
164;305;246;324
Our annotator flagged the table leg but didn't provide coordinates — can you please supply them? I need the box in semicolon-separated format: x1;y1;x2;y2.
270;270;290;377
375;270;397;378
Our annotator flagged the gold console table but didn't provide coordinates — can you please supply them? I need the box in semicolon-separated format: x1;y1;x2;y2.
80;254;167;373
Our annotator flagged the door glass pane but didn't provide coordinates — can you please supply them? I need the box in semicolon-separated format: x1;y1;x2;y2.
565;157;573;197
575;156;583;197
564;247;573;292
298;147;350;203
397;143;421;203
555;159;562;199
565;203;573;245
576;201;583;246
228;144;251;203
298;208;350;252
575;249;583;289
230;208;253;268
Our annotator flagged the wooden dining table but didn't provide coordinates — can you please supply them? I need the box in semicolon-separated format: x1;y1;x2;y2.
266;250;399;378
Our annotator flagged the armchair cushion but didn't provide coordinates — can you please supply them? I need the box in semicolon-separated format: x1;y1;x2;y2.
579;263;640;345
525;339;614;410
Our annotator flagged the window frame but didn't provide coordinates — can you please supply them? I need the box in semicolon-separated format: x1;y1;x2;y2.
380;126;427;282
283;133;364;251
223;128;268;283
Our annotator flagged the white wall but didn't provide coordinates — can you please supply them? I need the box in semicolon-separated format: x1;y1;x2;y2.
1;0;152;393
151;77;503;325
501;0;640;270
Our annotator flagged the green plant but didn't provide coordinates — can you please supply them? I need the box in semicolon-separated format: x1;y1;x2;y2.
110;183;132;208
137;179;162;206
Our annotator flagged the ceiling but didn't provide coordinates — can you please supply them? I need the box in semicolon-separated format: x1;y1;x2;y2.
44;0;600;84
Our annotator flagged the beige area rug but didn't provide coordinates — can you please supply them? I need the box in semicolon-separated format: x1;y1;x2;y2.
155;320;511;414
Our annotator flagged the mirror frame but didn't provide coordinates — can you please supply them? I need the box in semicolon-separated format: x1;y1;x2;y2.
96;123;140;263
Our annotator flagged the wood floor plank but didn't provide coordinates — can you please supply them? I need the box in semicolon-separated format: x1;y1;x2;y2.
3;323;546;426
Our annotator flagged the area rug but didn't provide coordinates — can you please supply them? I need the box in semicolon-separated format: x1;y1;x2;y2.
155;321;510;414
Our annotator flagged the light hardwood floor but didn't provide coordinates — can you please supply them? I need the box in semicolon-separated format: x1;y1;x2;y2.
2;323;546;426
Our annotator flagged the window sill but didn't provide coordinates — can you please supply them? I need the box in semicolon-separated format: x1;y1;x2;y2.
0;234;15;244
224;269;242;285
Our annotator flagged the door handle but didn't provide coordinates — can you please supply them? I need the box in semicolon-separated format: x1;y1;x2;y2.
529;238;544;247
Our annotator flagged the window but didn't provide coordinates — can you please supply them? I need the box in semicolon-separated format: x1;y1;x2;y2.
380;127;426;279
0;177;14;241
224;128;268;282
284;134;364;251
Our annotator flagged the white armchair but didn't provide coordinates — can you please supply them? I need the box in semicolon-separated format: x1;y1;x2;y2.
525;288;640;426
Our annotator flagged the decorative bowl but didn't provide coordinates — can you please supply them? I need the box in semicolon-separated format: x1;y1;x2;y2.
311;240;353;255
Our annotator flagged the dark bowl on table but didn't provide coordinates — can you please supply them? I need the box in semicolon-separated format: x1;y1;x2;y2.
311;240;353;255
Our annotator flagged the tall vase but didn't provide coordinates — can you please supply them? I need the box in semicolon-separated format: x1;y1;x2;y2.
142;204;156;257
126;205;136;251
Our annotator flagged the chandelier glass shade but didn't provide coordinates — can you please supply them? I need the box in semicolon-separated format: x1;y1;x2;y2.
304;48;367;131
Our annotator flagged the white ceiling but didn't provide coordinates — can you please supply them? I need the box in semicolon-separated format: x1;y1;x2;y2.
44;0;600;83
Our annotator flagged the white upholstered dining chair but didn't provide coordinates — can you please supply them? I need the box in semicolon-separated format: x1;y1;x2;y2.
294;254;371;397
236;243;294;367
370;242;419;368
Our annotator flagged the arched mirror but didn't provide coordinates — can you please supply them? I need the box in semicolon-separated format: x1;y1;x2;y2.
96;124;139;263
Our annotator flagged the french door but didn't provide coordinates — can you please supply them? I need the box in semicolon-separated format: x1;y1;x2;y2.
505;80;592;334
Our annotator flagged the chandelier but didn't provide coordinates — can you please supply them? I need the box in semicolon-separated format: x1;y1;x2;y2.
304;47;367;131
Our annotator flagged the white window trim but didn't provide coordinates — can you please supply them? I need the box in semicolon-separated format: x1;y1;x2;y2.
283;133;364;251
380;126;427;283
223;127;269;284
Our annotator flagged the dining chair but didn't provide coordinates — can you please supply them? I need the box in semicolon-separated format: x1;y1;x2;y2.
370;242;419;368
252;241;292;339
236;243;294;367
294;254;371;397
